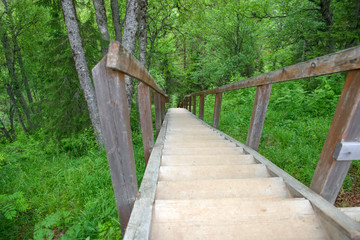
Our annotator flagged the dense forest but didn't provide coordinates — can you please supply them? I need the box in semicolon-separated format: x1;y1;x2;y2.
1;0;359;239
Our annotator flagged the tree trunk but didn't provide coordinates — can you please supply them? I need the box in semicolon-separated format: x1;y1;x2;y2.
138;0;148;66
1;30;33;131
111;0;123;42
122;0;140;111
92;0;110;56
61;0;104;145
0;118;13;141
319;0;334;51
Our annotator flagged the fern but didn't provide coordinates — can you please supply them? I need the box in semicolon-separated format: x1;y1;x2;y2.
0;192;29;220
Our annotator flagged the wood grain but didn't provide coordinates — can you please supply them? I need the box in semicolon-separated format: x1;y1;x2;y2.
192;95;196;115
212;92;222;129
153;92;162;136
138;82;154;165
107;41;168;98
199;94;205;120
92;57;138;232
246;84;272;151
310;70;360;203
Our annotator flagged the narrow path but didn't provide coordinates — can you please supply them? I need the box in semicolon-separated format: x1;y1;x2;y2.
149;108;328;239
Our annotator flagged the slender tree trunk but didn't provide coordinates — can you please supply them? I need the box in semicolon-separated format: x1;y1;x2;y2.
3;0;34;107
319;0;334;51
16;47;34;106
111;0;123;42
122;0;140;111
0;119;13;141
2;31;33;131
61;0;104;145
138;0;148;66
92;0;110;56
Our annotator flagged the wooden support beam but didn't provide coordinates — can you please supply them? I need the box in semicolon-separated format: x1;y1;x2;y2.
154;92;162;136
92;58;138;232
212;93;222;129
310;70;360;203
107;41;167;97
199;94;205;120
246;84;272;151
188;96;192;111
192;96;196;115
160;96;165;122
138;83;154;165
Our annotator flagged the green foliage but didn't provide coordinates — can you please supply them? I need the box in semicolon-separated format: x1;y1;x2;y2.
201;76;357;188
0;192;29;220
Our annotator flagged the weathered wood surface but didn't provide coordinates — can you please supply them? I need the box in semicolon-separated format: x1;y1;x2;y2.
160;96;165;123
188;96;192;112
199;94;205;120
333;142;360;161
185;45;360;97
154;92;162;136
138;83;154;165
92;57;138;232
123;114;169;240
192;95;196;115
106;41;168;97
246;84;272;151
212;92;222;129
310;70;360;203
151;198;327;240
198;113;360;240
339;208;360;222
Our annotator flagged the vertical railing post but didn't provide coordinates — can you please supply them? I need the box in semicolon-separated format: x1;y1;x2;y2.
310;70;360;203
246;84;272;151
154;92;162;136
184;98;187;109
138;83;154;165
92;58;137;232
160;96;165;122
213;92;223;129
188;96;192;111
199;94;205;120
192;95;196;115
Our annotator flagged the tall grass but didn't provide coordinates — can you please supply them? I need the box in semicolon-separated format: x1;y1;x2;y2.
0;128;145;239
200;76;359;189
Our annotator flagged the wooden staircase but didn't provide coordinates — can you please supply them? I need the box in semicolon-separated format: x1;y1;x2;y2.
92;42;360;240
149;108;328;239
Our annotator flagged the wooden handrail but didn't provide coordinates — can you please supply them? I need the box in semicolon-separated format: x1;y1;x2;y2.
107;41;168;98
185;45;360;97
182;45;360;204
92;42;168;233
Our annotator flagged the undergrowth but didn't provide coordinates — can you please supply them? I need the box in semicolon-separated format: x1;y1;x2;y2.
201;75;360;191
0;110;146;239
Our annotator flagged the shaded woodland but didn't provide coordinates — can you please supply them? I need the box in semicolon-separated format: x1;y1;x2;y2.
0;0;359;239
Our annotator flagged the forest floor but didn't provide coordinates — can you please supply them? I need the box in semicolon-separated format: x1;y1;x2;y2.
335;166;360;207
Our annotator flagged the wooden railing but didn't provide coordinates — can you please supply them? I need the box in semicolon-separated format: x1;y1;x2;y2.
92;41;168;232
182;46;360;204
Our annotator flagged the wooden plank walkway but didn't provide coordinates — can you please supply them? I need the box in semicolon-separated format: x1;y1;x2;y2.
149;108;328;239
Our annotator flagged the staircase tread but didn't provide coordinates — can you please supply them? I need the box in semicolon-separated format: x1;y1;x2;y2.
156;177;291;200
150;198;328;240
158;164;269;181
161;155;256;166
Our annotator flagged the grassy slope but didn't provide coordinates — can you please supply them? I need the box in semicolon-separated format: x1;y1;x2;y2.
200;78;359;189
0;129;145;239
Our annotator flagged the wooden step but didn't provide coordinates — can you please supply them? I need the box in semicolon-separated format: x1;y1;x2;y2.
165;135;225;141
150;198;328;240
156;177;291;200
162;147;244;155
163;140;236;148
158;164;269;181
161;154;256;166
